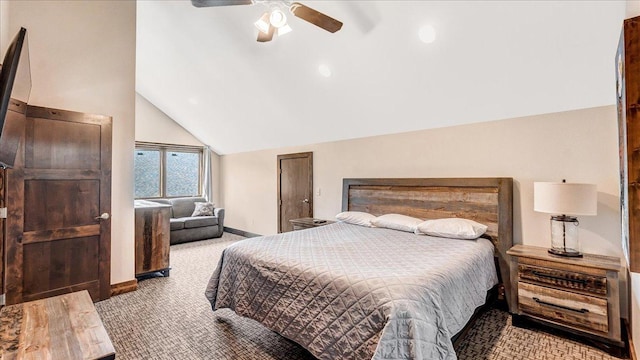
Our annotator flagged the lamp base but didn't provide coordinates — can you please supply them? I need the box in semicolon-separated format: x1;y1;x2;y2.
548;248;583;258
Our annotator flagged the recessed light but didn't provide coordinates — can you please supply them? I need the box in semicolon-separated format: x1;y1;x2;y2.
419;25;436;44
318;64;332;78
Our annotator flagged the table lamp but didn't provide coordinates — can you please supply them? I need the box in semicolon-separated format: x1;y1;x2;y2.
534;180;597;257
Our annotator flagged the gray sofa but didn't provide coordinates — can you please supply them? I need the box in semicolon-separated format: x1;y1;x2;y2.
152;197;224;244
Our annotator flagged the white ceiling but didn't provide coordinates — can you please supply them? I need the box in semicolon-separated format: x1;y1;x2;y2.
136;1;626;155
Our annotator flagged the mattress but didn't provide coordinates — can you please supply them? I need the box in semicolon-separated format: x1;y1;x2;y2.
206;222;498;359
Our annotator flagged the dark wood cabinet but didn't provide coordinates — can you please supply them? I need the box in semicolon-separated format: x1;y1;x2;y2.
134;201;171;277
507;245;622;349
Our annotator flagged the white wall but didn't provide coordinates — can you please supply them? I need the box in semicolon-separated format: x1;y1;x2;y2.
135;93;202;146
3;1;136;285
0;1;8;50
222;105;619;253
628;1;640;19
221;105;626;315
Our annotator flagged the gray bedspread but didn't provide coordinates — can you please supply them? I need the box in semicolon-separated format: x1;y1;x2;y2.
206;222;497;360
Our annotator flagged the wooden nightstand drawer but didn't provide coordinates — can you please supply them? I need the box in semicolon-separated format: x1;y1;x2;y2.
518;264;607;296
289;218;335;231
507;245;622;349
518;282;608;334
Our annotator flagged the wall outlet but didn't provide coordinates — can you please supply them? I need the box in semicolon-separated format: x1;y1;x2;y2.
316;188;321;196
0;207;7;219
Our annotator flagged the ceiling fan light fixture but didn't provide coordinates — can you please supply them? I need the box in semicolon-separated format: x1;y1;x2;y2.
278;24;292;36
269;9;287;28
254;12;270;34
193;0;343;41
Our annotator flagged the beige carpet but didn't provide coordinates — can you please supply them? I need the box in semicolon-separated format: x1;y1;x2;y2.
95;233;625;360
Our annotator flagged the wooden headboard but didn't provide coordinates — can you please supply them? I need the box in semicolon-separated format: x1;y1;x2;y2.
342;177;514;311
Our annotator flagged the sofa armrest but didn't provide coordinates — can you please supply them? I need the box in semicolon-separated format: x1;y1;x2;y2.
214;208;225;228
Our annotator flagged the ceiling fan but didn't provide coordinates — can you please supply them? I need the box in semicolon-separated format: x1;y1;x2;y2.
191;0;343;42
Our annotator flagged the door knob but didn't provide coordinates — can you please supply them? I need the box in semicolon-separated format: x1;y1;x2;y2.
302;199;309;203
95;213;110;220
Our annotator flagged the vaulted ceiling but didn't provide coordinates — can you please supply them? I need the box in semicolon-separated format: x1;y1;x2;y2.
136;1;626;155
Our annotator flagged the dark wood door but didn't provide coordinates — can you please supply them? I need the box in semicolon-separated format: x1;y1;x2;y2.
0;169;5;303
277;152;312;233
5;105;112;304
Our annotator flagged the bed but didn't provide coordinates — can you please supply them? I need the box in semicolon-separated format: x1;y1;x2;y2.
206;178;513;359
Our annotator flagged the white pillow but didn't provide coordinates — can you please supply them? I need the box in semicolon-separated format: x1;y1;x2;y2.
371;214;423;233
335;211;376;227
415;218;488;239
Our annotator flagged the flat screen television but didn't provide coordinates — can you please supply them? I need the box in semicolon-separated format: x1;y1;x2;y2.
0;27;30;168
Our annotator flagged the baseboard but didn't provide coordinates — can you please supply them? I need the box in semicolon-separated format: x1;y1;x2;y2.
224;226;261;238
627;319;637;360
110;279;138;297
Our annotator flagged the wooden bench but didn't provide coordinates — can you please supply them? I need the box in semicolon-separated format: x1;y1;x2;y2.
0;290;115;360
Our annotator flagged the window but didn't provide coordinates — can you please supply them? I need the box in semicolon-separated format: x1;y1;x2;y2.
134;142;202;198
166;151;200;197
134;149;161;197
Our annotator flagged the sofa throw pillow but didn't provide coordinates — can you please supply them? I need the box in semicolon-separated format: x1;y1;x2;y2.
192;202;215;217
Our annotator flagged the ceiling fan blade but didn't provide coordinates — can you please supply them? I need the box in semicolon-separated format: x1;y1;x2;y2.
257;25;275;42
191;0;252;7
290;2;343;33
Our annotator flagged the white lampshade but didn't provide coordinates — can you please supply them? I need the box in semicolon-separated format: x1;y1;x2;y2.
534;182;597;216
254;12;270;34
277;24;292;36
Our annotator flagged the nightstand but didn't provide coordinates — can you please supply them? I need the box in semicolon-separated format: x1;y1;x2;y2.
507;245;623;350
289;217;335;231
